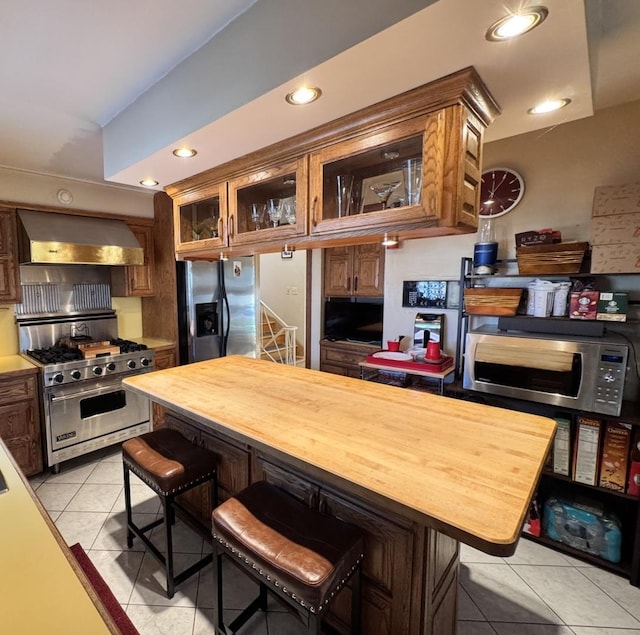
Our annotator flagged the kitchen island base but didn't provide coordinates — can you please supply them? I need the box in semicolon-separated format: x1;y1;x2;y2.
160;409;458;635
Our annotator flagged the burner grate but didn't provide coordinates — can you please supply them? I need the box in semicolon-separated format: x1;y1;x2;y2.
109;338;148;353
27;346;83;365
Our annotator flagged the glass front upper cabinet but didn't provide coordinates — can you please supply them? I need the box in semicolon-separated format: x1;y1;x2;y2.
173;182;227;254
228;157;308;248
308;116;438;236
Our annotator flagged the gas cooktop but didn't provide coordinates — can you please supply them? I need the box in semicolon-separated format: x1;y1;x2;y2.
27;338;148;365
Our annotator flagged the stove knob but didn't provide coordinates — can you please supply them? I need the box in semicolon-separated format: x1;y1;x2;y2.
127;360;137;369
106;362;116;372
53;373;64;384
93;366;103;376
71;370;81;380
141;357;150;367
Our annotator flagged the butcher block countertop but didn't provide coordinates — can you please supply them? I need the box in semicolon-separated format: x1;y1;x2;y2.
0;439;115;634
124;356;556;554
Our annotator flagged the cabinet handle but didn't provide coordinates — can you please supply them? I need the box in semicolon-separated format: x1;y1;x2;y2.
229;214;234;239
217;217;223;239
347;276;351;292
354;276;358;292
311;196;319;227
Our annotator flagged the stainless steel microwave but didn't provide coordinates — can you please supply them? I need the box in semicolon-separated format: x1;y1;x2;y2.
463;326;629;416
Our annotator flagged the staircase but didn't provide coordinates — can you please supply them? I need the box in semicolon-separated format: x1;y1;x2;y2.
260;301;304;366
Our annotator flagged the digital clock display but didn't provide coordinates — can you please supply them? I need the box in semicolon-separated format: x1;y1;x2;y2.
601;354;623;364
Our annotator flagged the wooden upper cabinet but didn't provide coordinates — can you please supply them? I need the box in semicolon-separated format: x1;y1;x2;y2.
165;67;499;257
111;223;155;297
324;243;384;297
309;117;434;236
172;181;228;256
0;208;21;304
227;156;308;248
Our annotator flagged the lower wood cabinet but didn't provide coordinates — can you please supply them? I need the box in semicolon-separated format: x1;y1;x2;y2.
0;371;42;476
254;455;423;635
153;347;176;370
320;340;378;378
161;410;459;635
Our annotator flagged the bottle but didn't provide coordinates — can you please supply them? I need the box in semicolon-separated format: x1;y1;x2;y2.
474;216;498;274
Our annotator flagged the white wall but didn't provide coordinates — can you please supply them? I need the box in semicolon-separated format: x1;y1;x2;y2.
259;251;306;345
0;167;154;218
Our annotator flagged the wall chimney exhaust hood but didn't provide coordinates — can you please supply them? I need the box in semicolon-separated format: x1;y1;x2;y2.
17;210;144;266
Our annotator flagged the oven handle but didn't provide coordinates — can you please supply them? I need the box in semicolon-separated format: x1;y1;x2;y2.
48;384;125;403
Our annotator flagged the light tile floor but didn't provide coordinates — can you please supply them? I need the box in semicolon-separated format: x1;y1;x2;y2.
30;445;640;635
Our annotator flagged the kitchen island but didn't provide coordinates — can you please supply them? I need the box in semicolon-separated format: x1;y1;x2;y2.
124;356;556;635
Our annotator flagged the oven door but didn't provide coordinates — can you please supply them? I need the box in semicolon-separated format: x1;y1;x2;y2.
46;375;150;452
463;332;588;410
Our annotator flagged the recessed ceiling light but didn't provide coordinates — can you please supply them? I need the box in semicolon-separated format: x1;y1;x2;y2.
527;98;571;115
486;6;548;41
285;86;322;106
172;147;197;158
140;178;159;187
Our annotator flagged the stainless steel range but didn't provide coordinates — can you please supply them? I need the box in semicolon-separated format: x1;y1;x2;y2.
16;267;154;472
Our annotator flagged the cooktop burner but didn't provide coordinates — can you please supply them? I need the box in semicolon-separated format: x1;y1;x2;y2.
27;339;148;365
109;338;148;353
27;346;83;365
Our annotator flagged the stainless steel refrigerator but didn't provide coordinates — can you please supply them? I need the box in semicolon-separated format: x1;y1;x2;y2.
177;258;258;363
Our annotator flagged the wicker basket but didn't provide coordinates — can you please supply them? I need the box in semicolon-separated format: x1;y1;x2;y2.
516;242;588;275
463;288;523;316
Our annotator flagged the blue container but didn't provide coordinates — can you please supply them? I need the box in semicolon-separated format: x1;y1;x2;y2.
473;241;498;267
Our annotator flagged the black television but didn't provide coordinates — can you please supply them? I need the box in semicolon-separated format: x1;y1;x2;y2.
324;299;383;346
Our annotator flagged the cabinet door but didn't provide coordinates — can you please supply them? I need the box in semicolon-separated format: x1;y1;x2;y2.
228;157;308;248
309;116;434;237
128;224;155;296
0;208;21;304
153;348;176;370
173;181;227;256
354;244;384;297
324;246;354;296
253;456;317;507
0;375;42;476
319;488;416;635
200;428;250;505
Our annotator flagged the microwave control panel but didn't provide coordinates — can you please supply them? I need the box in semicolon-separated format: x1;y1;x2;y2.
593;344;628;415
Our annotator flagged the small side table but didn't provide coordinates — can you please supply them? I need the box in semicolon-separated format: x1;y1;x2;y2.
359;360;455;395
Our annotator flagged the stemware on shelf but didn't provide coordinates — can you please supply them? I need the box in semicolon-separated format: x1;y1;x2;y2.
284;198;297;225
369;181;401;210
250;203;265;230
267;198;283;228
336;175;354;217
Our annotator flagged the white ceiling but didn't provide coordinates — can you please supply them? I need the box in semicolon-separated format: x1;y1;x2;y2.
1;0;639;193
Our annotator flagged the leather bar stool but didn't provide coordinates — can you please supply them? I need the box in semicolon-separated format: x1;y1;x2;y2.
211;481;364;634
122;428;218;599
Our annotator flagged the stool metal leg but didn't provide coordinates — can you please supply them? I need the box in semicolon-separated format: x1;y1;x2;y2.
164;493;175;599
123;463;134;548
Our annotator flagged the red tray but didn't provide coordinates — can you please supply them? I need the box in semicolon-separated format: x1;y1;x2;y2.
365;353;454;374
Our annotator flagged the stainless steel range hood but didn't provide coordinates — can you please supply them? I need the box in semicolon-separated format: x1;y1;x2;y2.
17;209;144;266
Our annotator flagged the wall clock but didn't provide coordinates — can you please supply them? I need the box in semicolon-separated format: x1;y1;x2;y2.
479;167;525;217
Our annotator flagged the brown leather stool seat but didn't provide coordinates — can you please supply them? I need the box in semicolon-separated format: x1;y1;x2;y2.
122;428;218;598
212;481;363;634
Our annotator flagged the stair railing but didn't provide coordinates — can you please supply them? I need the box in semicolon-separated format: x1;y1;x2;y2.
260;301;299;365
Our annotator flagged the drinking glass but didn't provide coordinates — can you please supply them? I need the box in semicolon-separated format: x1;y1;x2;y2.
284;198;297;224
402;158;423;206
267;198;283;227
249;203;265;230
336;175;354;217
369;181;401;210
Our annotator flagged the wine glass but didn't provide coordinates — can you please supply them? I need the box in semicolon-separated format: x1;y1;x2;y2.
284;198;297;224
267;198;283;228
249;203;265;230
369;181;401;210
